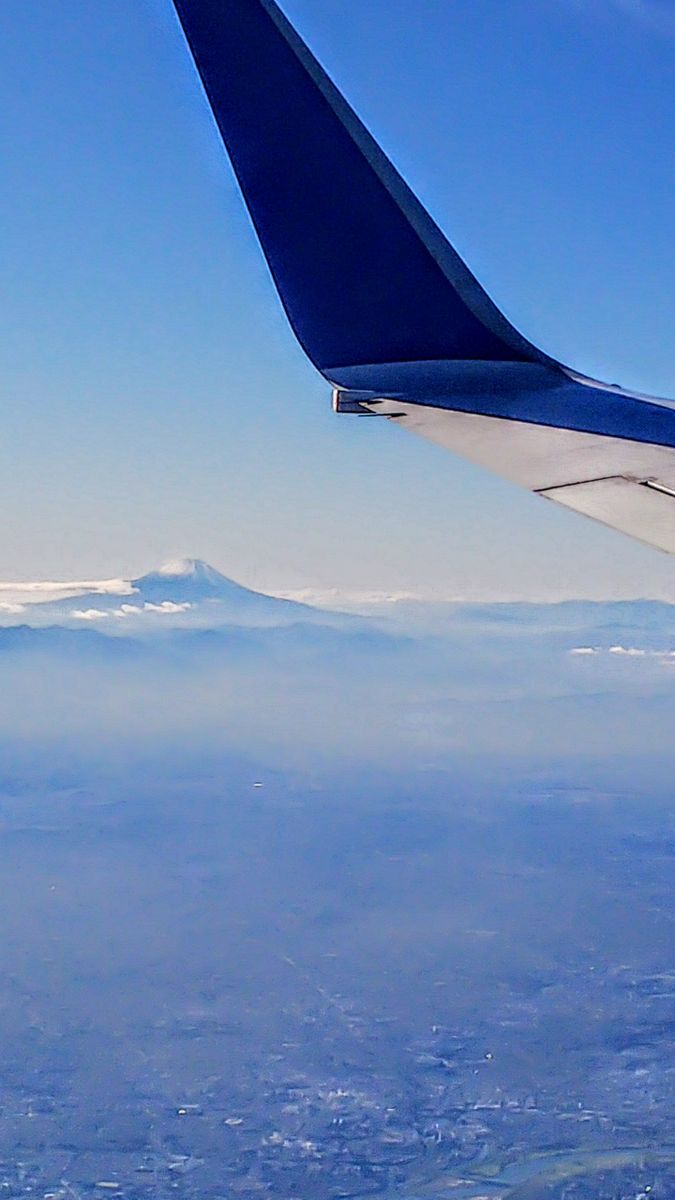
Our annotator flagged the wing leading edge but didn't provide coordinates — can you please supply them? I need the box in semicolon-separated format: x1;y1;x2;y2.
171;0;675;556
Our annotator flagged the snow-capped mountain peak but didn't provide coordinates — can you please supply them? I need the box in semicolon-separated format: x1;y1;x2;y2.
0;559;329;630
154;558;217;580
133;559;263;604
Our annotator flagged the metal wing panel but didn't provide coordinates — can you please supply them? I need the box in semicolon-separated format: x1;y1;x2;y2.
540;477;675;556
368;398;675;555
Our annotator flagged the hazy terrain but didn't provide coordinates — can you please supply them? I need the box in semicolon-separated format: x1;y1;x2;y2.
2;558;675;768
0;561;673;1197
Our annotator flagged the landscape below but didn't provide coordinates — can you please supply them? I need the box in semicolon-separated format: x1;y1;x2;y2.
0;559;673;1198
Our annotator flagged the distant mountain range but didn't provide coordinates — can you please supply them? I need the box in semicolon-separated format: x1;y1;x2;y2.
0;558;335;631
2;557;675;767
1;558;675;653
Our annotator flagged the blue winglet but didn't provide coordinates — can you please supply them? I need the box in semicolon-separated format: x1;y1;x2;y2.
171;0;555;377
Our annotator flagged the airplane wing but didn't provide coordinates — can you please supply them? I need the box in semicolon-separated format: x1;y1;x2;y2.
171;0;675;556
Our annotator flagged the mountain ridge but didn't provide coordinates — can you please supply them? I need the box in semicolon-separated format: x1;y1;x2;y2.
0;558;350;631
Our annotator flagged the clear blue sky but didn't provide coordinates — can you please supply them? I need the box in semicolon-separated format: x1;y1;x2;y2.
1;0;674;597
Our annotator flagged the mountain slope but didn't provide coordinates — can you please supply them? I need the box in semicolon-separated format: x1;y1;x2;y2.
2;559;346;630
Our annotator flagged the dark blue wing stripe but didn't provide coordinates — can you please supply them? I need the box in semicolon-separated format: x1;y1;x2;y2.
172;0;551;374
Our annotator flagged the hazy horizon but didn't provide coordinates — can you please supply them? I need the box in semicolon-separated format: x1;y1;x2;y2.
2;553;675;609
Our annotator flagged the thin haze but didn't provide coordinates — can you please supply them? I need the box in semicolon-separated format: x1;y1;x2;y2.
1;0;674;597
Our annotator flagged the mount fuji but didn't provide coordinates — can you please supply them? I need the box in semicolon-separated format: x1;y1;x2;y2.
0;559;337;630
135;558;247;599
132;558;293;610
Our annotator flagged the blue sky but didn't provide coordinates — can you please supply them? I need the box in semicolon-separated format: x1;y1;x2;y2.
1;0;674;598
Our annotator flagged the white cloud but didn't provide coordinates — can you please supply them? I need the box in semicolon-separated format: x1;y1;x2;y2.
143;601;192;615
115;601;192;618
0;578;135;606
73;608;110;622
72;600;192;622
570;644;675;662
273;588;451;610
